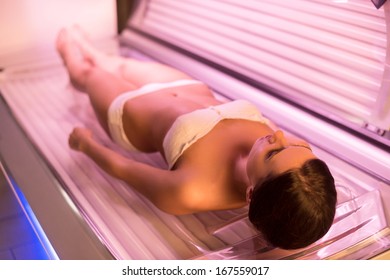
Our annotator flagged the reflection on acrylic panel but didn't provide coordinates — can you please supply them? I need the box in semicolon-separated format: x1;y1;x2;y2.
194;189;389;260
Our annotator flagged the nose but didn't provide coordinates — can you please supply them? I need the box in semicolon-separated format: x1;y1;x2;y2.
270;130;288;146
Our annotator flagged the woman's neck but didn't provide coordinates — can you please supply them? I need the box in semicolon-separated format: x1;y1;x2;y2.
233;152;251;201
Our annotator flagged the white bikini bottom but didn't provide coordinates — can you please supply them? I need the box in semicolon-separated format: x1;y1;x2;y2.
107;79;203;152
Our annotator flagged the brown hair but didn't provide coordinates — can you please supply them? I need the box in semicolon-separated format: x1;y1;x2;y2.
248;158;337;250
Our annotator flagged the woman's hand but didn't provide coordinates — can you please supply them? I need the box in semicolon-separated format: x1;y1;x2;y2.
69;127;93;151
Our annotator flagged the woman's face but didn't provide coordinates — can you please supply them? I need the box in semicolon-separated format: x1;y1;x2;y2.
246;130;316;186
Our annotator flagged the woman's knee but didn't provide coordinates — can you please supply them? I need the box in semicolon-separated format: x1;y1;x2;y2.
68;59;95;91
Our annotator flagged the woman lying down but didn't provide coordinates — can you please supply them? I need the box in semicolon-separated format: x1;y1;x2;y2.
56;26;337;250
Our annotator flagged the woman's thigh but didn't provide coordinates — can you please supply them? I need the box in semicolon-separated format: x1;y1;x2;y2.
84;67;137;134
120;59;195;87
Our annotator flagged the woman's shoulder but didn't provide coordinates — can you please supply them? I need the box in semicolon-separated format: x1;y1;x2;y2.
173;164;247;212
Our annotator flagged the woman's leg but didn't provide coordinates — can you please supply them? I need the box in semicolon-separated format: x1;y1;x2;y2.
57;29;137;134
69;26;195;87
84;68;136;134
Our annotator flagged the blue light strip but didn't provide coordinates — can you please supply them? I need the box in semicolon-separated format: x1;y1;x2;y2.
10;177;59;260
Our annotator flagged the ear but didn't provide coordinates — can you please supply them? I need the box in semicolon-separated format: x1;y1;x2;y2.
246;186;254;204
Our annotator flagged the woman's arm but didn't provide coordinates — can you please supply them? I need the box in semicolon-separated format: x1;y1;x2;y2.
69;127;193;214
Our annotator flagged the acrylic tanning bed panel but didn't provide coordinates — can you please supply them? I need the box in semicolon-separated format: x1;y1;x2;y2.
0;51;389;259
1;0;390;259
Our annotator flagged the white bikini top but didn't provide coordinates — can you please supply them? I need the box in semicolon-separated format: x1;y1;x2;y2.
163;99;270;169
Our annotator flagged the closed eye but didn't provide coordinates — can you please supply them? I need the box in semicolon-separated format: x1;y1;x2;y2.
266;148;284;160
266;145;311;160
